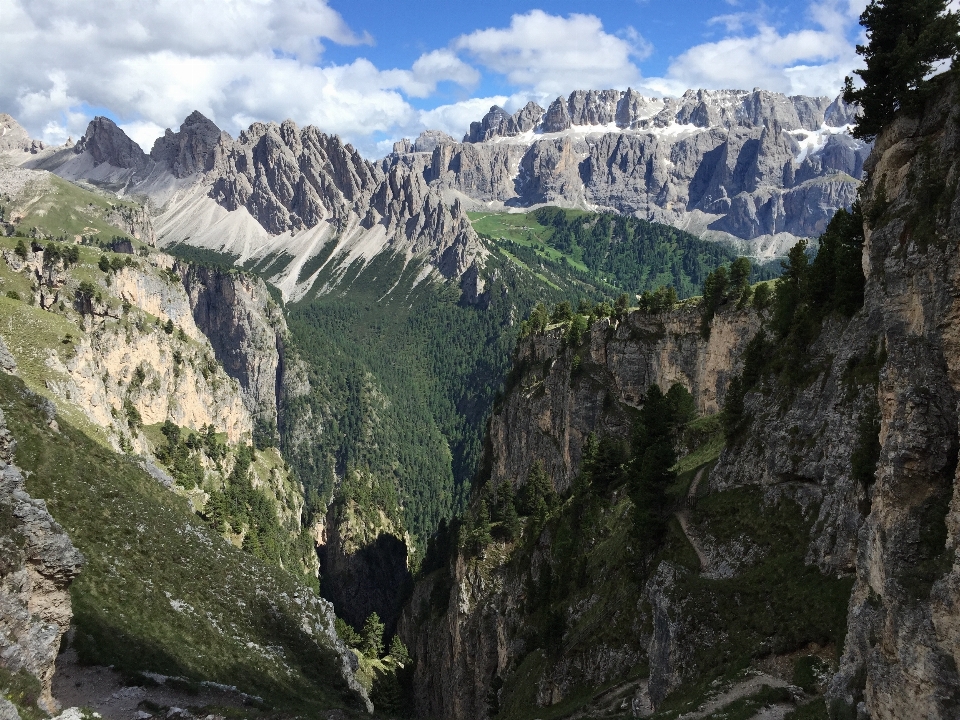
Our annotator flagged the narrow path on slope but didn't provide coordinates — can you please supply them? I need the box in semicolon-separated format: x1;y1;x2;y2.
675;467;711;573
676;673;792;720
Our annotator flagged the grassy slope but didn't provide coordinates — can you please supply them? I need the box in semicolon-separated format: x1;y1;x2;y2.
469;211;592;273
4;173;146;243
1;371;362;713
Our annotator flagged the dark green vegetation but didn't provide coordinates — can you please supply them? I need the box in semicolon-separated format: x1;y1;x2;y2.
724;205;870;441
283;243;614;549
0;372;361;712
844;0;959;139
435;377;848;719
473;208;778;299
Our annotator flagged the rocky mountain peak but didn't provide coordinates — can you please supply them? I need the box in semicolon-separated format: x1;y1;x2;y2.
0;114;44;154
149;110;228;178
464;105;517;143
74;116;150;170
542;96;572;133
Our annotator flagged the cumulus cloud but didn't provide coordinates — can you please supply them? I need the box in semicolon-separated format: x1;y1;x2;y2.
646;0;869;98
454;11;648;97
0;0;477;153
0;0;874;158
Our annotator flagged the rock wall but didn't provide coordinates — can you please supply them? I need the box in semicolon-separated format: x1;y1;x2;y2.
489;306;760;496
182;264;286;425
635;73;960;718
824;74;960;719
387;88;870;253
403;303;760;719
0;398;83;715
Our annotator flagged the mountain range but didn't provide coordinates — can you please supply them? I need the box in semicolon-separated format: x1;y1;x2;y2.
3;87;865;296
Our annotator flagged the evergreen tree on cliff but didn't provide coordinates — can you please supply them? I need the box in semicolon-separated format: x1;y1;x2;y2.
844;0;960;139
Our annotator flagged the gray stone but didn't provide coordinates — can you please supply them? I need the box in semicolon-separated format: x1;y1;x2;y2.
74;117;150;171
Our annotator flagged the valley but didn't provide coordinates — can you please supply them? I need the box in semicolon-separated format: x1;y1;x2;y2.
2;5;960;717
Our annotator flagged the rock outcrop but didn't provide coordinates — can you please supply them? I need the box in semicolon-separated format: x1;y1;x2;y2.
150;111;228;178
488;307;760;496
73;117;150;171
0;115;43;155
0;407;83;714
386;88;870;254
318;497;411;639
403;304;762;720
182;264;286;425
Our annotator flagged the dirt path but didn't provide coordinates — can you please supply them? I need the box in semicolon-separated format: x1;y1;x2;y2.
52;649;252;720
674;467;711;571
687;466;706;500
676;673;792;720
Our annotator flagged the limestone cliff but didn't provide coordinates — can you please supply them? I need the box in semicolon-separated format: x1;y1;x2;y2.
0;399;83;715
182;264;286;426
405;72;960;720
402;303;763;719
487;307;760;497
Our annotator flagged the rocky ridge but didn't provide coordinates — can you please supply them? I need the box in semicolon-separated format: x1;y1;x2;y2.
10;114;485;300
386;88;870;258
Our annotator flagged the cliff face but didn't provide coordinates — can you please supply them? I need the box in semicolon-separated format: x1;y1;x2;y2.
319;495;411;638
488;307;760;496
403;305;762;719
407;74;960;720
0;399;83;715
825;75;960;719
386;88;869;255
712;73;960;719
182;264;286;426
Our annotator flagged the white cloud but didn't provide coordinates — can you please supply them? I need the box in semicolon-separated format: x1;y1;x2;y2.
0;0;476;154
455;11;647;97
0;0;874;158
648;0;868;98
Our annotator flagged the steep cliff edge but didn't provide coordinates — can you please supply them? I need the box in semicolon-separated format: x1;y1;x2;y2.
406;71;960;720
0;395;83;716
401;303;779;719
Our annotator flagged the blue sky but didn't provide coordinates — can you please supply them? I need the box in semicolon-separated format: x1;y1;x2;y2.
1;0;868;157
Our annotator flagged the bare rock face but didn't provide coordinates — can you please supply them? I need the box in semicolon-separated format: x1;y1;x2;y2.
365;166;482;278
388;87;870;249
404;304;761;720
465;106;518;143
567;89;621;126
73;117;150;171
0;115;40;155
150;111;228;178
182;264;286;426
318;497;411;640
513;101;544;132
822;74;960;720
0;408;84;714
209;118;382;234
541;97;572;133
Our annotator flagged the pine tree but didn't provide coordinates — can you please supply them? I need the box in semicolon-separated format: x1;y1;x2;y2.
844;0;960;139
497;481;521;541
389;634;411;665
472;497;493;551
362;612;385;658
